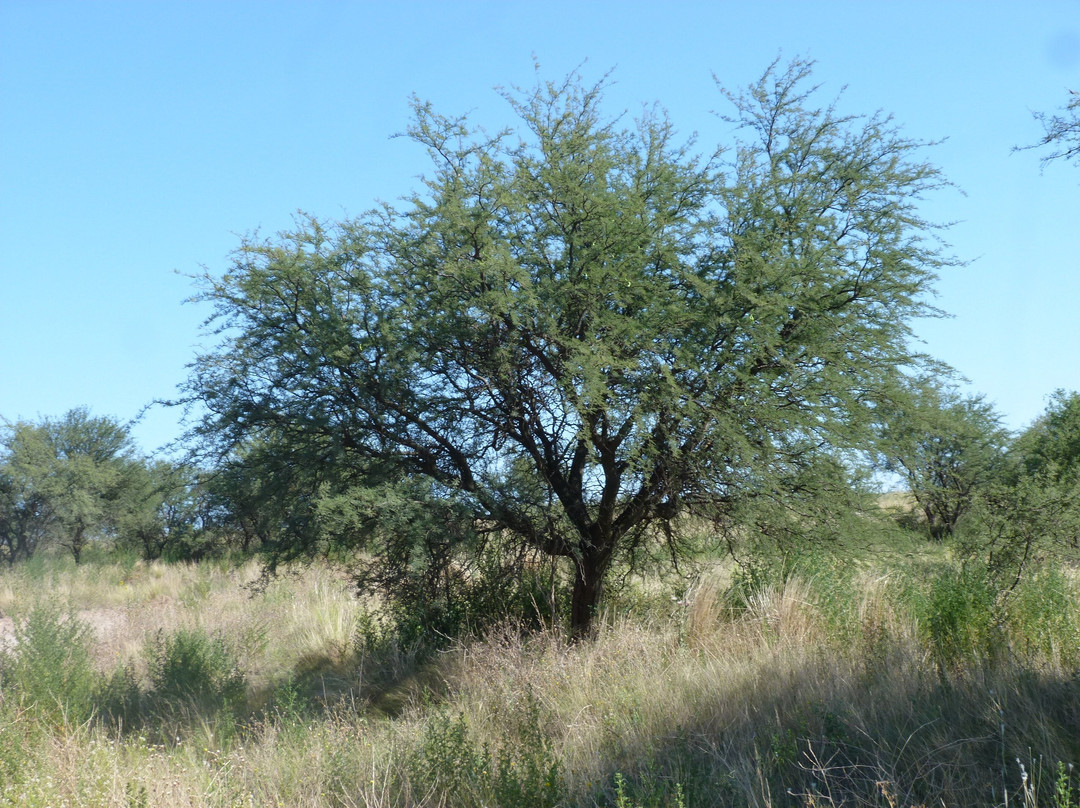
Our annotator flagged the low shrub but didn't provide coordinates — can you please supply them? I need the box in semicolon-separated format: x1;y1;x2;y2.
408;696;563;808
147;626;247;715
912;562;999;671
0;600;96;728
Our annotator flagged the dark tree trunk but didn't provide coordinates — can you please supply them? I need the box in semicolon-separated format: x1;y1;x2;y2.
70;525;85;565
569;544;613;637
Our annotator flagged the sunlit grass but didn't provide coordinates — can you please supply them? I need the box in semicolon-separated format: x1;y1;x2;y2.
1;550;1078;806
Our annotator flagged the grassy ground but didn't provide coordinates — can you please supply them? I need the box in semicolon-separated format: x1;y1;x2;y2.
1;546;1078;807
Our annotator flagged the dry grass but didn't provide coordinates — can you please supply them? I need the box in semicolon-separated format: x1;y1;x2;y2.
1;553;1078;807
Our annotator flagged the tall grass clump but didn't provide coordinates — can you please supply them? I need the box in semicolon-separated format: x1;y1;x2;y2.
1005;566;1080;668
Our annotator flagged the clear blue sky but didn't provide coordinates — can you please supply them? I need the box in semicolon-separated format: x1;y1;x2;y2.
2;1;1078;455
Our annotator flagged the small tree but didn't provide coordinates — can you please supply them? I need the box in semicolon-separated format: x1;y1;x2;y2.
878;380;1009;541
0;409;145;563
185;61;952;634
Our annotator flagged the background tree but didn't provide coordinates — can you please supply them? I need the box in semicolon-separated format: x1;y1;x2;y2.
0;409;146;564
877;379;1009;541
185;60;951;634
114;460;210;561
952;391;1080;593
198;428;371;558
1010;389;1080;484
0;420;54;564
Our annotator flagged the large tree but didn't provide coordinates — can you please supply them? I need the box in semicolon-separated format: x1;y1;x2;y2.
185;61;951;634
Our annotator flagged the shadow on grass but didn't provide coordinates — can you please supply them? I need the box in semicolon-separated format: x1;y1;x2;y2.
78;619;1080;807
90;623;458;746
574;657;1080;808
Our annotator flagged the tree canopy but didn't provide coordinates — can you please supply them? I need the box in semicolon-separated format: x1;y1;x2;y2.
877;379;1009;541
1012;390;1080;483
184;60;952;633
0;409;144;564
1020;89;1080;172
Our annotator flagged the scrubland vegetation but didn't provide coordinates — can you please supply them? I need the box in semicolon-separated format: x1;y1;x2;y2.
1;538;1078;808
4;61;1080;806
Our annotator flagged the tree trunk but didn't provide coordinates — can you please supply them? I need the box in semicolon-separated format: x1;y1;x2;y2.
569;546;611;637
70;525;85;565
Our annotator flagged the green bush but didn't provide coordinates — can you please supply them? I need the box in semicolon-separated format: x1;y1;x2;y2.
407;697;563;808
915;563;999;671
93;663;144;729
0;601;96;727
1006;567;1080;667
147;627;247;714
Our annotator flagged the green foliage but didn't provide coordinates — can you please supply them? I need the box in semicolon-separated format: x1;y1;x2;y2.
147;627;247;714
1053;760;1078;808
413;711;486;801
0;601;96;727
267;675;307;727
409;699;563;808
1013;390;1080;484
0;686;43;789
93;663;144;729
115;460;213;562
611;770;688;808
317;480;560;645
960;473;1080;591
1005;567;1080;667
609;769;691;808
198;431;354;560
913;562;999;670
185;58;952;635
800;553;864;643
947;392;1080;597
0;409;155;565
877;379;1008;541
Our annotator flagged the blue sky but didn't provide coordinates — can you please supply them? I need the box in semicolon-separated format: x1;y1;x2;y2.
1;0;1078;455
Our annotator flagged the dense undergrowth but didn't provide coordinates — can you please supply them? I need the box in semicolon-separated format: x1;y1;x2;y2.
0;546;1078;807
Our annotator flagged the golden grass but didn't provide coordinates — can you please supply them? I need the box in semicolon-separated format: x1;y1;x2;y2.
1;554;1078;807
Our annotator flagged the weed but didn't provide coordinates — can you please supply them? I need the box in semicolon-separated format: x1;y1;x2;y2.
611;770;688;808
